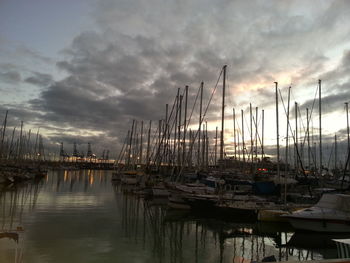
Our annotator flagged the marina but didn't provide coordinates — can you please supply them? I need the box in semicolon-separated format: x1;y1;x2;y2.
1;1;350;262
1;63;350;262
1;169;350;263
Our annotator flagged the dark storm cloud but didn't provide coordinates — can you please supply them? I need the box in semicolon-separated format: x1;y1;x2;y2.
0;71;21;84
25;72;54;87
19;0;350;153
290;48;350;116
0;105;41;124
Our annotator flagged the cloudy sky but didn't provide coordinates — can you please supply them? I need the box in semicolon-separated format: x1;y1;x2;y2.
1;0;350;162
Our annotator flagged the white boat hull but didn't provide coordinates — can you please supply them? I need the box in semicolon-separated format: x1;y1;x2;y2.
287;217;350;232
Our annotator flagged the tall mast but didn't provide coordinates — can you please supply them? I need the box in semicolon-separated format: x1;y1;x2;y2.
133;121;138;166
346;102;349;173
183;86;188;167
178;95;183;167
1;110;8;155
250;103;253;165
165;104;169;166
285;86;291;205
205;121;208;169
9;127;16;159
220;65;227;169
307;108;311;169
158;119;162;167
140;121;143;165
198;82;203;169
18;121;23;160
319;79;322;176
188;129;193;168
275;82;280;180
241;109;245;163
146;120;152;167
127;120;135;168
335;134;337;171
295;102;298;172
233;108;236;160
262;109;264;159
215;126;218;166
202;124;205;166
34;128;39;158
174;89;179;167
255;107;258;161
237;113;240;161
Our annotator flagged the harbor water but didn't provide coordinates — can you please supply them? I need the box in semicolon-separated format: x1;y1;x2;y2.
0;170;347;262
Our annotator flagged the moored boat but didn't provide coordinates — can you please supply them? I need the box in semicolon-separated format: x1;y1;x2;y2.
283;193;350;232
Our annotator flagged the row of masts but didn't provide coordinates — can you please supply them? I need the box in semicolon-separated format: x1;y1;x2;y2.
116;66;350;178
0;112;113;164
0;112;45;162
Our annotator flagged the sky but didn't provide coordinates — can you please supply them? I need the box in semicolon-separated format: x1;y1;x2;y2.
0;0;350;165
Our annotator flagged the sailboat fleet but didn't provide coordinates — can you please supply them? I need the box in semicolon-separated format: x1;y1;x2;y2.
113;65;350;234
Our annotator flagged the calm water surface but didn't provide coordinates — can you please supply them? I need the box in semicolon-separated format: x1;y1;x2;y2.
0;170;346;262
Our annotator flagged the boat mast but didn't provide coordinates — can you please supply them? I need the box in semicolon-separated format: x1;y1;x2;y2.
295;102;298;172
18;121;23;160
182;86;188;167
255;106;258;161
198;82;203;169
335;134;337;171
307;108;310;170
220;65;227;170
140;121;143;166
346;102;349;174
285;86;291;205
1;110;8;156
241;109;245;163
174;89;179;168
319;79;322;176
127;120;135;168
178;95;183;168
205;121;208;169
275;82;280;180
188;129;193;168
165;104;169;166
215;126;218;166
250;103;253;166
233;108;237;160
202;123;205;166
262;109;264;159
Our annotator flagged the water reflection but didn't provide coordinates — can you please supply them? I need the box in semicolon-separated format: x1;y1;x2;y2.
0;170;349;263
112;182;343;263
0;181;43;263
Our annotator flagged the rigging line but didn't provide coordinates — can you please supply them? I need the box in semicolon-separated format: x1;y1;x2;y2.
296;83;319;153
327;141;335;169
186;82;201;130
200;68;223;123
243;112;254;159
252;109;263;152
279;88;295;141
307;82;319;130
116;131;129;165
279;88;309;174
149;93;178;163
175;67;224;180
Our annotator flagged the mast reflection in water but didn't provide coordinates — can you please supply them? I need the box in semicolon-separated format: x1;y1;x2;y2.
0;170;345;262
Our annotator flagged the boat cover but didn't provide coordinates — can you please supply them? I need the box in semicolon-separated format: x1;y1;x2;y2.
316;194;350;212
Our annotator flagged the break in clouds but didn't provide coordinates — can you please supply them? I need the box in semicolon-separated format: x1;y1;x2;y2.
1;0;350;157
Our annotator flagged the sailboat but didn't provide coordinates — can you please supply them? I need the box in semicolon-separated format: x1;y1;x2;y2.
283;193;350;232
